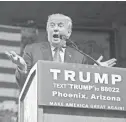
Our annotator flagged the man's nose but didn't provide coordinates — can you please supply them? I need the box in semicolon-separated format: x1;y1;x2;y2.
54;29;58;32
53;25;59;32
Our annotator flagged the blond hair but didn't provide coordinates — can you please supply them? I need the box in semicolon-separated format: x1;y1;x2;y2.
46;13;72;32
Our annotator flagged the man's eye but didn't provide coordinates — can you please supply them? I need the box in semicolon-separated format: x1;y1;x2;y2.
58;23;64;27
50;23;55;27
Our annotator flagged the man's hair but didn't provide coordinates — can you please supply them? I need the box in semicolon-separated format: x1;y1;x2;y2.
46;13;72;32
20;20;38;56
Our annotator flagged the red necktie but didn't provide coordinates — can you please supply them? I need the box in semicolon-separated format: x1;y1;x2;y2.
53;47;62;62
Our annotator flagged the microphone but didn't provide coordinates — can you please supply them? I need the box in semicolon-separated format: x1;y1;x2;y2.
60;34;78;49
60;34;101;66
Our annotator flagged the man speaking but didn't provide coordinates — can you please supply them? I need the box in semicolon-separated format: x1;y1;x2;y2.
5;13;116;89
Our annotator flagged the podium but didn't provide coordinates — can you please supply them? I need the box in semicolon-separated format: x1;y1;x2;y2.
19;60;126;122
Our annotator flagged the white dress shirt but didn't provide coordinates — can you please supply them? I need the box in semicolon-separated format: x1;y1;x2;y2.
51;46;66;62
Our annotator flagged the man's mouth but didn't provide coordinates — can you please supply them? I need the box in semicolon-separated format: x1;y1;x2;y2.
52;34;60;42
53;34;59;39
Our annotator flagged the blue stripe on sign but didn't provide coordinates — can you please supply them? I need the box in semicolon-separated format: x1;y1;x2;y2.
0;82;18;89
0;97;18;103
0;40;20;47
0;67;15;74
0;53;9;60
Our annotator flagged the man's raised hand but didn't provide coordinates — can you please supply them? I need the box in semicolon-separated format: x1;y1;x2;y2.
96;55;117;67
5;51;26;70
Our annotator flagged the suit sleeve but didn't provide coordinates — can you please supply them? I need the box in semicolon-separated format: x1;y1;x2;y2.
15;44;33;90
82;55;89;64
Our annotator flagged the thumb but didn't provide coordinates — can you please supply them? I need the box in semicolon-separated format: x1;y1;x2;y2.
97;55;103;62
4;51;10;56
10;51;17;56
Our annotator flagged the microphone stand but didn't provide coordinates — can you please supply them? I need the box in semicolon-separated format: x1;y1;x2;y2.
65;38;101;66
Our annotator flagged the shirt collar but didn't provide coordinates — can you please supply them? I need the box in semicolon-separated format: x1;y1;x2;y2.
51;45;66;53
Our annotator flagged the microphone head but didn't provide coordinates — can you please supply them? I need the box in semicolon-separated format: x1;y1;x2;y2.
59;34;68;41
59;34;63;40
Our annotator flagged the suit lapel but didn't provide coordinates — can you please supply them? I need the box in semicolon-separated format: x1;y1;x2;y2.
64;47;75;63
40;41;53;61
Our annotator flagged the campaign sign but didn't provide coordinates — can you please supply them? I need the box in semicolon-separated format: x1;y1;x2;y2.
37;61;126;111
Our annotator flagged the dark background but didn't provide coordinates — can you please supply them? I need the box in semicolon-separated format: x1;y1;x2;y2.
0;1;126;28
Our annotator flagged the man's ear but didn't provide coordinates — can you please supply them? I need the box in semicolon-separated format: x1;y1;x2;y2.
67;29;72;38
67;22;72;38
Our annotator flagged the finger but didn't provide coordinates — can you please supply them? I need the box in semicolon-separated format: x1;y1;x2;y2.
5;51;16;60
108;62;116;67
106;58;117;64
4;51;13;59
9;53;15;60
105;58;116;63
5;53;13;61
4;51;11;56
108;58;117;62
97;55;103;62
10;51;17;57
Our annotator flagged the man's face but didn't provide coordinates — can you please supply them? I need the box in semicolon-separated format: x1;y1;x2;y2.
21;28;37;41
47;17;71;47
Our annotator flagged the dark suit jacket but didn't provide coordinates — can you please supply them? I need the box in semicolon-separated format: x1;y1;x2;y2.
16;41;88;89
